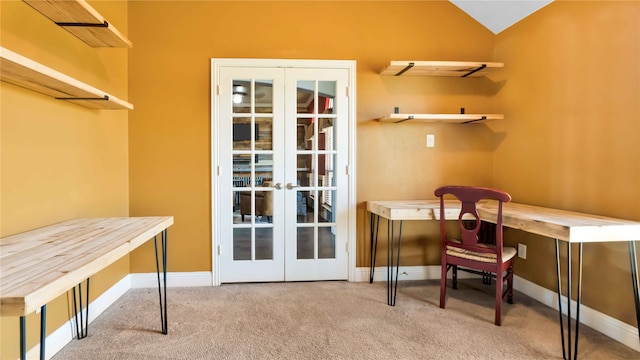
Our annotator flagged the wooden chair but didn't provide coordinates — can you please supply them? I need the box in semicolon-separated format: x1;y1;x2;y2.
434;185;516;326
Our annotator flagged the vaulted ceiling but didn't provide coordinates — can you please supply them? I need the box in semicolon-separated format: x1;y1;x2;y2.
449;0;554;34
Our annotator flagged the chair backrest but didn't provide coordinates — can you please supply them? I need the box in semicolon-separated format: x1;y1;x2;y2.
434;186;512;256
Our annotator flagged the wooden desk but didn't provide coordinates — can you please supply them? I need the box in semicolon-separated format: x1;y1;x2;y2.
479;201;640;242
480;202;640;359
0;217;174;360
367;200;640;359
367;200;445;220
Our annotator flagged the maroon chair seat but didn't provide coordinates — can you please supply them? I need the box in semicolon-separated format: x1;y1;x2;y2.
434;185;516;326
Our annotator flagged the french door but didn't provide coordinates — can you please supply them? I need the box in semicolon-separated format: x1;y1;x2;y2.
211;59;355;283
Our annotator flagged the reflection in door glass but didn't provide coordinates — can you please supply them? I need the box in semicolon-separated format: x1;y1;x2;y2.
254;80;273;111
232;227;274;261
255;187;273;223
318;117;335;147
233;228;251;261
296;81;314;114
232;188;243;224
296;226;335;260
297;227;314;259
255;154;273;184
298;117;314;145
233;160;272;190
235;189;273;224
296;153;311;187
318;81;336;118
232;117;252;151
296;118;311;149
296;80;336;116
296;190;310;224
234;190;250;223
255;227;273;260
318;226;336;259
255;117;272;151
232;79;274;113
232;79;252;113
298;190;315;224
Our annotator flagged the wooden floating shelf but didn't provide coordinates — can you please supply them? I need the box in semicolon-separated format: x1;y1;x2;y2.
380;61;504;77
22;0;132;48
377;113;504;124
0;46;133;110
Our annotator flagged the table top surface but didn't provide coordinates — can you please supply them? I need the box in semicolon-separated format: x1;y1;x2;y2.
367;200;444;220
0;216;174;317
367;200;640;243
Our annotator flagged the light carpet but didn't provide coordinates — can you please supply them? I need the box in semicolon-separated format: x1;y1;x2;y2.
51;280;639;359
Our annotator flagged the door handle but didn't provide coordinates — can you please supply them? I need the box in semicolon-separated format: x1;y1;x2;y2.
272;182;282;190
286;183;299;190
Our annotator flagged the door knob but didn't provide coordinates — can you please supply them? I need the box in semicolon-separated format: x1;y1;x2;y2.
286;183;299;190
272;182;282;190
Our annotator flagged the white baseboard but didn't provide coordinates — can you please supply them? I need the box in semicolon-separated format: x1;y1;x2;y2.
354;265;477;282
129;271;213;288
27;269;639;359
355;265;436;282
356;265;640;352
514;275;640;352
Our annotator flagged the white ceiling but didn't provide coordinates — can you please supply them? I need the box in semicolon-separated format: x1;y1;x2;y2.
449;0;554;34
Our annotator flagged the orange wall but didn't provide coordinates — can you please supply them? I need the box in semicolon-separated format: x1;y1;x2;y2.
128;0;498;273
0;1;130;358
2;1;639;357
493;1;640;325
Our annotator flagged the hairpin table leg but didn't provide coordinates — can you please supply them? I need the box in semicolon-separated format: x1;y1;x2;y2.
40;305;46;359
18;304;47;360
20;315;26;360
73;278;90;339
387;220;403;306
555;240;583;360
154;229;168;334
629;241;640;343
369;213;379;283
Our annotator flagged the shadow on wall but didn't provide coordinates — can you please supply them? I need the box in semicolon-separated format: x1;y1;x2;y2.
380;76;507;97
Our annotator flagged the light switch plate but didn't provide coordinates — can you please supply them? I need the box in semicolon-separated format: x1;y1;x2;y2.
426;134;435;147
518;243;527;259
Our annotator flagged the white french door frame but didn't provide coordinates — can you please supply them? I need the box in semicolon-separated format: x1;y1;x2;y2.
210;58;357;286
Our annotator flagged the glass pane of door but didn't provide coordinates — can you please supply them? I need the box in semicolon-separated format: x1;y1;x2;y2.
284;68;347;281
219;67;285;283
295;79;337;260
231;79;275;262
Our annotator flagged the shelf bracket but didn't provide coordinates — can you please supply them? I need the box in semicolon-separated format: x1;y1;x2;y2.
55;21;109;28
463;116;487;124
461;64;487;77
395;115;415;123
56;95;110;101
394;62;415;76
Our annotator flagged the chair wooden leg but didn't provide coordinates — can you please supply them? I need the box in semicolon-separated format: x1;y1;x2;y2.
495;272;503;326
440;263;447;309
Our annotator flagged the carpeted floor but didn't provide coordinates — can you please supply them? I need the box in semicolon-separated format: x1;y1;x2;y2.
52;280;639;359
